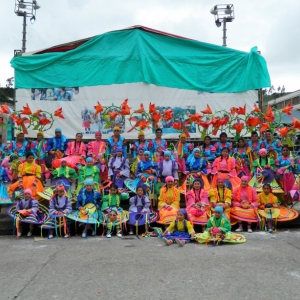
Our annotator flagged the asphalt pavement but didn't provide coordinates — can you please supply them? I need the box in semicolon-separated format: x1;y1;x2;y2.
0;230;300;300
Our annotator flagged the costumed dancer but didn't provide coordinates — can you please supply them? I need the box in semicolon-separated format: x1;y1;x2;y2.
162;209;195;246
52;159;78;181
87;131;107;181
211;148;241;189
149;128;168;163
31;131;50;183
247;131;265;169
208;177;232;222
65;133;87;167
186;179;209;232
128;186;151;235
106;126;127;158
76;179;102;238
101;184;129;238
157;151;179;184
0;162;10;204
194;206;245;245
201;135;216;178
46;128;69;168
15;189;39;237
257;183;298;232
264;129;282;159
276;146;295;196
108;147;130;189
233;137;250;178
9;152;44;199
48;184;72;239
76;157;100;194
185;148;210;191
214;132;233;157
174;133;194;177
157;176;180;225
231;176;258;233
249;148;283;193
0;134;9;159
9;132;31;182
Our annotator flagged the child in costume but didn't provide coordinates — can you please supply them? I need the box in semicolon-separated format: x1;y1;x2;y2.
157;151;179;183
214;132;233;157
211;147;241;190
208;177;232;222
136;150;157;186
157;176;180;225
52;160;78;181
15;189;39;237
9;152;44;199
185;148;210;190
128;186;151;235
76;157;100;194
0;163;10;204
162;209;195;246
76;179;102;238
108;147;130;189
101;184;129;212
247;131;265;169
48;184;72;239
105;208;123;238
131;131;150;174
186;179;209;232
232;176;258;232
233;137;250;178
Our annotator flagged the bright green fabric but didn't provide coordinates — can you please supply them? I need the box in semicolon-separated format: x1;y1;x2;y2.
11;28;270;92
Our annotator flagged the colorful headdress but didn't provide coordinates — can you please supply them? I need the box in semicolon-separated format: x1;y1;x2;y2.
55;128;62;133
85;179;94;186
164;150;171;157
179;133;186;138
24;188;32;195
144;151;150;156
138;131;145;137
95;131;102;137
86;157;93;163
215;206;224;213
113;126;121;131
37;131;44;137
165;176;174;182
258;148;267;155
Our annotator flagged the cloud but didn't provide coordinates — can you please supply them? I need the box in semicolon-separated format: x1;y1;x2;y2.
0;0;299;91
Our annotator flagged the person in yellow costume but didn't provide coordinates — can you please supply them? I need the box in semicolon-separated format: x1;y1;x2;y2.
157;176;180;225
9;152;44;199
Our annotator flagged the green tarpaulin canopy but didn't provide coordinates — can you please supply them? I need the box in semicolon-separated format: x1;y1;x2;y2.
11;26;271;92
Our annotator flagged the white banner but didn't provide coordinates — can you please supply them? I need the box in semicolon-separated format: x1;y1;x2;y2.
16;83;257;140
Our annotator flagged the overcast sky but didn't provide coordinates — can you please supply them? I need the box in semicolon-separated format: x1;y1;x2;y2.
0;0;299;92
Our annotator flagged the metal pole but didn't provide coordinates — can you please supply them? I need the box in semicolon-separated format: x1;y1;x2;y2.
22;12;27;53
222;19;227;47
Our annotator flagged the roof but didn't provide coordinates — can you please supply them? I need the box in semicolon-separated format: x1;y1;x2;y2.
269;89;300;105
11;25;271;92
275;109;300;124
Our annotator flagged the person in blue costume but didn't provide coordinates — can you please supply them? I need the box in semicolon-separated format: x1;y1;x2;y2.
214;132;233;157
185;148;210;190
247;131;265;169
76;179;102;238
233;137;250;178
9;132;31;159
0;134;9;159
264;130;282;160
46;128;69;168
201;136;216;163
0;163;10;204
132;131;150;159
149;128;168;163
106;126;127;158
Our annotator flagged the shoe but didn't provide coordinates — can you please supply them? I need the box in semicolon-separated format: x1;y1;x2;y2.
175;239;185;247
268;229;273;233
27;231;33;237
17;231;22;237
106;233;111;238
48;234;54;239
117;233;122;238
64;234;70;238
247;228;252;233
162;238;171;246
82;232;87;238
129;231;133;235
235;227;243;232
91;230;96;236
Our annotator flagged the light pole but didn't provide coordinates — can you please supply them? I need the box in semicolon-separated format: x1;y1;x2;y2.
210;4;235;47
14;0;41;53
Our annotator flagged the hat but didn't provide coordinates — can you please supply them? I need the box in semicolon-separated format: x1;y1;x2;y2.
113;126;121;131
215;206;224;213
179;133;186;138
259;206;280;219
16;131;24;137
165;176;174;182
85;179;94;186
55;128;62;133
95;131;102;137
260;169;275;184
241;176;250;182
178;209;188;219
129;211;148;226
116;147;123;152
217;177;225;183
164;150;171;157
86;157;93;163
37;131;44;137
37;187;53;200
138;131;145;137
144;151;150;156
258;148;267;155
24;189;32;195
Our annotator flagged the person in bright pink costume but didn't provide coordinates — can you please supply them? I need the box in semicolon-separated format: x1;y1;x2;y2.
211;147;241;189
232;176;258;233
65;133;86;168
186;179;209;232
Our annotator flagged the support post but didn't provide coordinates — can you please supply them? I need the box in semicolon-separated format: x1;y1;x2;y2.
222;19;227;47
22;12;27;53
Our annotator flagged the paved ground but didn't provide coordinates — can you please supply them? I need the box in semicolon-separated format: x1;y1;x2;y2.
0;230;300;300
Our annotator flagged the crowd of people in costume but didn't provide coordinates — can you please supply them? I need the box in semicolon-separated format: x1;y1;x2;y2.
1;125;299;246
